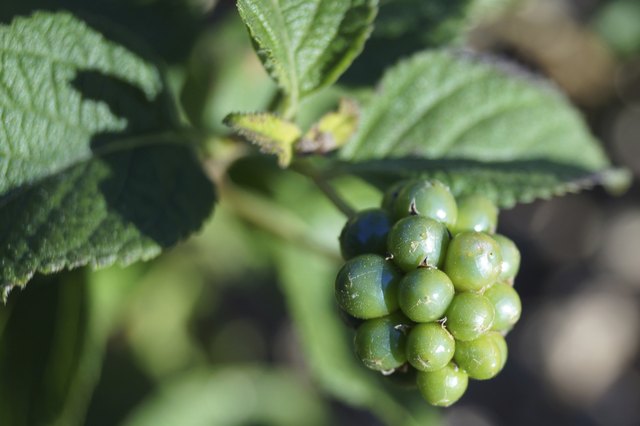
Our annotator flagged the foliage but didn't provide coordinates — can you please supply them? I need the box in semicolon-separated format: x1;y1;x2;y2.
0;0;630;425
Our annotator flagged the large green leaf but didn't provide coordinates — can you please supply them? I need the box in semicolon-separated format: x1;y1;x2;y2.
325;158;627;208
374;0;471;43
341;0;519;85
0;144;215;295
0;267;139;426
122;367;329;426
0;12;216;294
0;12;160;194
339;50;617;205
236;0;377;114
0;0;211;63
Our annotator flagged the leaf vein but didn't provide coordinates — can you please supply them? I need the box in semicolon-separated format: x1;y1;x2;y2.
386;70;493;155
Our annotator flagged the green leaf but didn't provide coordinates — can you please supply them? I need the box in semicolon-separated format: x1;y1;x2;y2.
180;12;277;133
594;0;640;58
341;0;472;85
0;0;212;63
121;367;329;426
236;0;377;114
326;158;627;208
0;145;215;295
467;0;522;22
0;12;216;294
0;267;138;426
224;112;302;167
339;50;616;205
0;12;161;194
374;0;472;44
298;98;360;154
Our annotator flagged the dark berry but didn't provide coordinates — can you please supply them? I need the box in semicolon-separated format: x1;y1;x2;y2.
335;254;401;319
339;208;392;260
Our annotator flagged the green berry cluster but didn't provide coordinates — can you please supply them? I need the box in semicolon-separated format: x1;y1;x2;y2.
335;179;522;407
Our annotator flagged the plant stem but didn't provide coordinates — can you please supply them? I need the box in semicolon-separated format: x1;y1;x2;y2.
91;129;204;157
291;159;356;219
216;176;341;262
272;90;298;121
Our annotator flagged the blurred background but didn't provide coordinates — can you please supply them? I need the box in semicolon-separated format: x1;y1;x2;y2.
1;0;639;425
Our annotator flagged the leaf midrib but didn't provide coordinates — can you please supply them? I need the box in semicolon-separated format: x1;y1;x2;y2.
0;130;195;207
0;46;97;77
272;0;300;106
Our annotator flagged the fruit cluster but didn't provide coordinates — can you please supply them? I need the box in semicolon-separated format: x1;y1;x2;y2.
334;180;522;407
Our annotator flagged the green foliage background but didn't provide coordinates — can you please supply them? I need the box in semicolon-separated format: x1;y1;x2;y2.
1;1;640;425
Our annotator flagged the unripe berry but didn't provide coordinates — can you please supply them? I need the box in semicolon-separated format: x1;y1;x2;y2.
406;323;455;372
493;234;521;284
393;180;458;227
354;313;409;371
484;283;522;332
444;231;502;292
387;216;450;272
381;180;409;213
450;195;498;235
489;331;508;371
398;268;454;322
454;332;505;380
445;292;495;341
339;208;392;260
416;362;468;407
335;254;401;319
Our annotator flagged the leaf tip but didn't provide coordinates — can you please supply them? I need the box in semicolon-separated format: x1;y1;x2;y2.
298;98;360;155
601;167;633;196
223;112;301;167
2;285;14;304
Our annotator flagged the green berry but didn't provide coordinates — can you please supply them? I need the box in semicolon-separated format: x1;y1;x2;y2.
484;283;522;332
381;181;409;213
489;331;508;371
398;268;454;322
444;231;502;292
393;180;458;227
493;234;521;283
445;293;495;341
450;195;498;235
335;254;401;319
339;209;392;260
387;216;450;272
354;313;409;371
454;333;504;380
416;362;468;407
406;323;455;372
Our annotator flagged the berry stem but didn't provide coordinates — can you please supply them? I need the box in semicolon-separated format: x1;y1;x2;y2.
217;176;342;262
292;159;357;219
